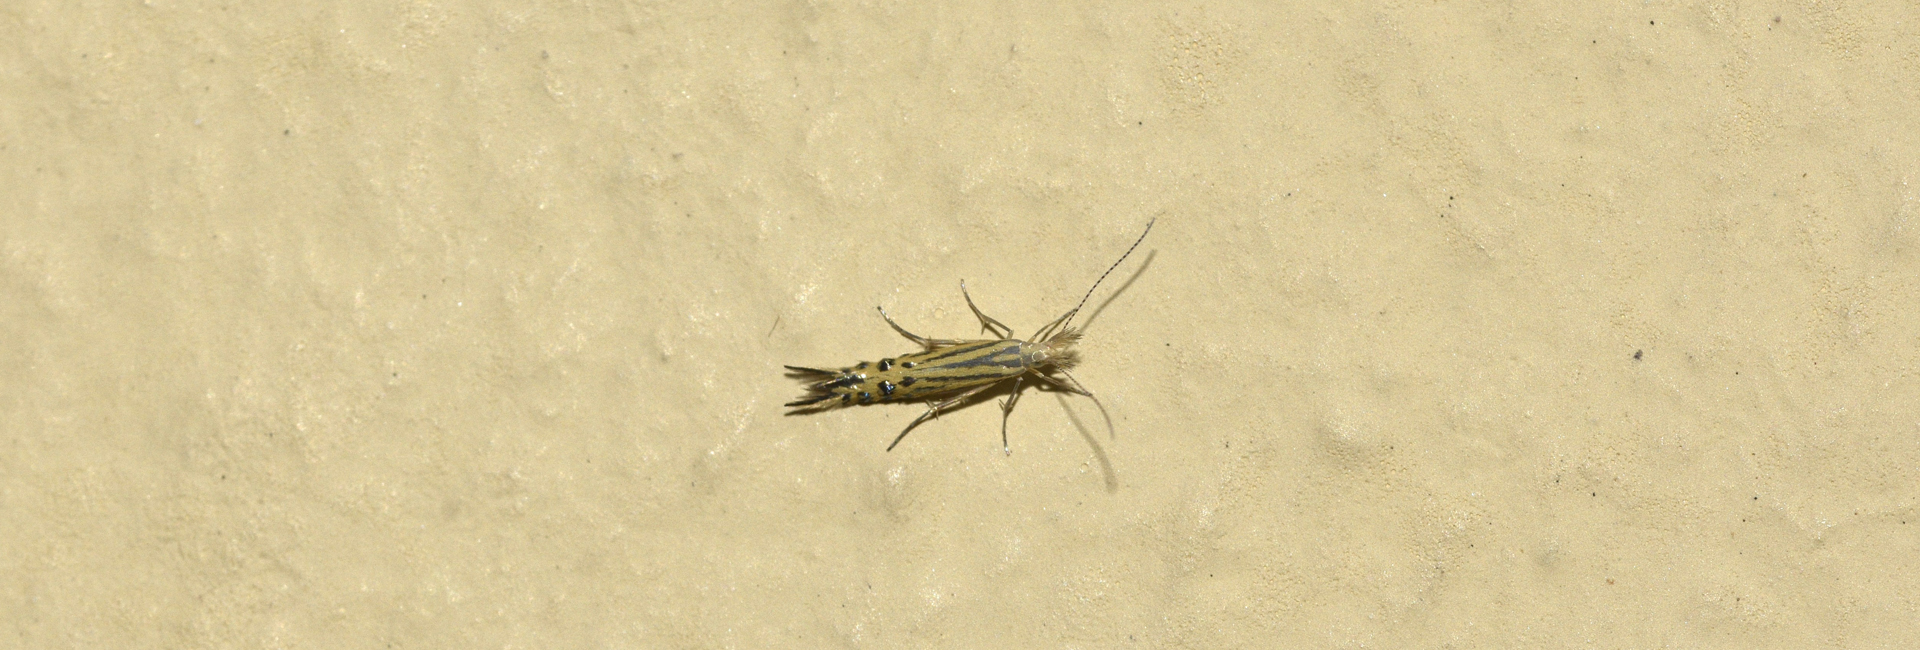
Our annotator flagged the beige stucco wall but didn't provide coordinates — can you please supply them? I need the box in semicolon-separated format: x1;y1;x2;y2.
5;1;1917;646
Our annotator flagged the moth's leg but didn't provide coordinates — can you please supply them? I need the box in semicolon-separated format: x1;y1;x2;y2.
1039;369;1115;442
997;375;1026;455
1032;369;1094;397
878;306;966;348
959;281;1014;339
1030;308;1076;343
886;384;994;451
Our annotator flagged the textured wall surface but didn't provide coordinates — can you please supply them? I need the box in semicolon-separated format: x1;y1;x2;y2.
5;1;1917;647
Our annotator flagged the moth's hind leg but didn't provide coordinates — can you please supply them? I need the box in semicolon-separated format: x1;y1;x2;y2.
887;384;994;451
960;281;1013;339
878;306;966;349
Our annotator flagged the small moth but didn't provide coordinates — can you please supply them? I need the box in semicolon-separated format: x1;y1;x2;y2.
785;219;1154;454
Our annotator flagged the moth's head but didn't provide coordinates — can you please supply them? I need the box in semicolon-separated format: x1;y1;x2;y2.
1032;327;1082;370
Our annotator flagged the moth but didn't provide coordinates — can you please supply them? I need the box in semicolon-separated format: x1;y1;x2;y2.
784;220;1154;454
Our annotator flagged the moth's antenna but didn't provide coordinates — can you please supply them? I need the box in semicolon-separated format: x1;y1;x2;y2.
1040;219;1155;340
